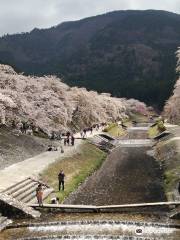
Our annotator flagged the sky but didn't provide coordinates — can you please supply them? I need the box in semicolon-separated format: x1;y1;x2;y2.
0;0;180;36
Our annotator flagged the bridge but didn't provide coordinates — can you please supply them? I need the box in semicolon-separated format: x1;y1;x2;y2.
28;201;180;215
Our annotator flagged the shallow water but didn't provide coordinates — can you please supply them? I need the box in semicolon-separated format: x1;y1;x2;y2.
2;212;180;240
2;219;180;240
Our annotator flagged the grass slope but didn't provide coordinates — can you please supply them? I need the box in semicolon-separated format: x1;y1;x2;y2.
41;142;107;203
104;123;126;137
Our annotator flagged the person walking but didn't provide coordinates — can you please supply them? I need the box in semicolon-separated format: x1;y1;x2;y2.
71;135;75;146
36;184;43;206
58;170;65;191
90;127;93;134
66;137;70;145
83;129;87;138
178;181;180;194
80;131;83;138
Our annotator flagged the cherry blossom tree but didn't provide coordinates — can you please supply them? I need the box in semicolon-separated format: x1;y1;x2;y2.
0;64;149;134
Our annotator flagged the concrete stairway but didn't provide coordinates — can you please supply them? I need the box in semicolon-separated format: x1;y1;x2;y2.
90;135;115;152
2;177;53;204
169;206;180;219
0;214;12;231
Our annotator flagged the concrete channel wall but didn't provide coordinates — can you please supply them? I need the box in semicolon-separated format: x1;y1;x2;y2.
0;192;40;219
154;124;180;218
154;126;180;202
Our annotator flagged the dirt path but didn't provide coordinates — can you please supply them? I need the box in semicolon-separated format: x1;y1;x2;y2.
0;128;103;192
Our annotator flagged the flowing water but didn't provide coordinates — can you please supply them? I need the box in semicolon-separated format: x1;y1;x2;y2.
2;219;180;240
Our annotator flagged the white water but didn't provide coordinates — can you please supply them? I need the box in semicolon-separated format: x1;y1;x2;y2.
29;222;176;238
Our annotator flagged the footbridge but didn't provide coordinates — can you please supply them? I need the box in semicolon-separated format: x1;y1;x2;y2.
29;201;180;216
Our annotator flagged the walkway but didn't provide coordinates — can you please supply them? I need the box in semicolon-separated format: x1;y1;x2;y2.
29;201;180;212
0;128;103;192
117;139;152;147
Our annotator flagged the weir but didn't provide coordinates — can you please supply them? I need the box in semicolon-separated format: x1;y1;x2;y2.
4;220;180;240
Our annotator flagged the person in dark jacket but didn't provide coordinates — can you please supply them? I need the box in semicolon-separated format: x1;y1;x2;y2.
178;181;180;194
71;135;75;146
58;170;65;191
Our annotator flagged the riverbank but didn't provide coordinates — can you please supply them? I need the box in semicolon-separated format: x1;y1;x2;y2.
154;124;180;202
41;142;107;203
64;124;165;206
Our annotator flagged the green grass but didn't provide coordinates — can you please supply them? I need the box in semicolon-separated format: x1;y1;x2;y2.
40;142;107;203
148;120;166;138
164;167;180;200
129;113;148;123
148;125;159;138
103;123;126;137
156;139;180;201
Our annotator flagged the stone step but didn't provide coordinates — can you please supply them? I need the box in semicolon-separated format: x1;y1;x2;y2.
3;178;32;195
29;188;54;204
11;181;38;199
91;136;114;147
2;178;54;205
21;191;37;204
169;206;180;219
16;184;39;202
23;187;54;204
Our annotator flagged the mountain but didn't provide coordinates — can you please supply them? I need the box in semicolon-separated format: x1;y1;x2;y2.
0;10;180;109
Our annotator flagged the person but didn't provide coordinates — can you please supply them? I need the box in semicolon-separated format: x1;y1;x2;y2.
51;131;56;140
71;135;75;146
90;127;93;134
22;121;28;134
64;138;67;146
58;170;65;191
60;145;64;153
66;137;70;145
36;184;43;206
51;197;59;204
47;145;57;151
80;131;83;138
121;121;127;130
66;131;71;138
47;145;53;151
178;182;180;194
83;129;87;138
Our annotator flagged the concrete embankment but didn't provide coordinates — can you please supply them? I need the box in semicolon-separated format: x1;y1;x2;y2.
65;146;166;206
154;124;180;202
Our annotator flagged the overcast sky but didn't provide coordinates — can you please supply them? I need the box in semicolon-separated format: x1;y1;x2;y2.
0;0;180;36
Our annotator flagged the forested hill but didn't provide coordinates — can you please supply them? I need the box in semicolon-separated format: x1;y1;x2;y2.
0;10;180;108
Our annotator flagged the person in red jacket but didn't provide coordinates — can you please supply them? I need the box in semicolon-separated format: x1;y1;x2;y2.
36;184;43;206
